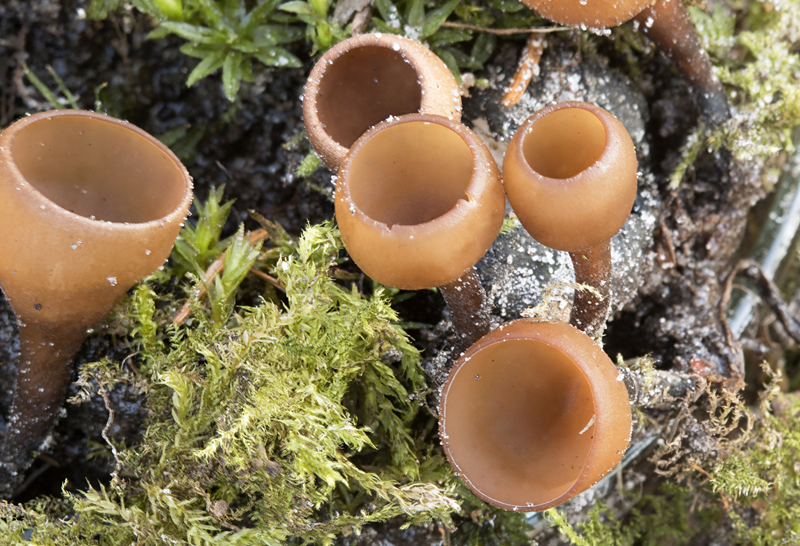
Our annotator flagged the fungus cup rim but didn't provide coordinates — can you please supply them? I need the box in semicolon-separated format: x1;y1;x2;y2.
502;100;637;252
0;109;193;232
439;319;632;511
335;113;503;289
302;33;460;170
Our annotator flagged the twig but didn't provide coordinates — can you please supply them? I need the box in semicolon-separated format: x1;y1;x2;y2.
502;34;546;107
440;21;570;35
98;383;122;482
248;268;285;292
173;229;270;326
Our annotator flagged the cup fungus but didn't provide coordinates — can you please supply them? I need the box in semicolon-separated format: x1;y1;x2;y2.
520;0;729;123
0;110;192;489
439;319;631;511
303;33;462;170
336;113;505;345
502;101;637;338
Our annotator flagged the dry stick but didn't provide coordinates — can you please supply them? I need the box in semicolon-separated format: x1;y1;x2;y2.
173;229;273;326
502;34;546;108
440;21;570;35
721;259;800;344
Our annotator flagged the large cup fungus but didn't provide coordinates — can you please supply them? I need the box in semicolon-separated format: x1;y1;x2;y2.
503;101;637;338
336;113;505;345
521;0;729;123
439;319;631;511
303;33;462;170
0;110;192;493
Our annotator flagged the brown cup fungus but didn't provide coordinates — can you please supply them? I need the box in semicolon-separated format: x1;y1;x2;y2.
521;0;729;123
303;33;462;170
0;110;192;493
439;319;631;511
336;114;505;345
502;101;637;338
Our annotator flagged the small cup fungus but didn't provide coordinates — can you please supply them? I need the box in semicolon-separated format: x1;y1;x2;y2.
336;113;505;344
520;0;729;122
502;101;637;338
439;319;631;511
303;33;462;170
0;110;192;489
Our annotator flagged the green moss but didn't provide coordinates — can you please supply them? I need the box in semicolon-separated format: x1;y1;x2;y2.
670;0;800;185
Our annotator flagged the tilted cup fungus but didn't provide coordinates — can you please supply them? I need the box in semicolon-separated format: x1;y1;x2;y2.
0;110;192;491
502;101;637;338
439;319;631;511
303;33;462;170
336;113;505;345
520;0;729;123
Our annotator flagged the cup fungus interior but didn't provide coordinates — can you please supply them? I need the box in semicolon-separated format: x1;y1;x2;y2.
347;120;472;227
316;46;422;149
443;338;595;507
11;115;186;223
522;107;606;179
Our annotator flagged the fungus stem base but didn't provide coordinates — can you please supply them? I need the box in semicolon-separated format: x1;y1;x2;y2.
634;0;730;124
0;321;86;497
439;267;491;347
569;242;612;339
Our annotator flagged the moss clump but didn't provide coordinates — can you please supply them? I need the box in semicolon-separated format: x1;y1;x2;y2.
671;0;800;186
1;220;466;544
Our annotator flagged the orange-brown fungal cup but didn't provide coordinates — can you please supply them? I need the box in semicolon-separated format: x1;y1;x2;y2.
521;0;729;122
439;319;631;511
336;114;505;344
0;110;192;494
503;101;637;338
303;33;462;170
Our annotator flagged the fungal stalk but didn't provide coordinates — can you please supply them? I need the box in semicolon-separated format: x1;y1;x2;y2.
336;114;505;346
502;101;638;338
0;110;192;495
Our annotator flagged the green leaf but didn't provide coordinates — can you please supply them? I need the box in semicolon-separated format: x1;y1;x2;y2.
240;0;282;34
253;46;302;68
469;32;496;69
371;18;403;34
153;0;183;19
22;65;63;109
427;29;472;48
186;49;227;87
405;0;424;27
194;0;226;28
252;24;304;46
147;25;172;40
309;0;328;16
180;42;219;59
222;51;244;101
421;0;460;39
159;21;226;44
279;1;316;15
87;0;123;19
375;0;402;27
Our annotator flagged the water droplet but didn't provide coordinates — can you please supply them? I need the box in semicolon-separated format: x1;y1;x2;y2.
107;276;117;286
